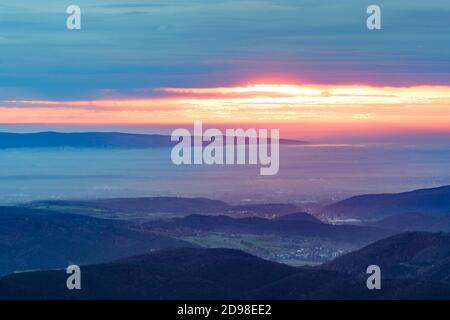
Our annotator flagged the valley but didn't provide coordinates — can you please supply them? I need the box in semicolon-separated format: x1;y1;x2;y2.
2;184;450;299
172;232;353;266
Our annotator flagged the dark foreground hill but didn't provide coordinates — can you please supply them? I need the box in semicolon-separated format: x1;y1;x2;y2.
0;248;294;300
0;207;195;276
323;185;450;222
322;232;450;283
2;244;450;300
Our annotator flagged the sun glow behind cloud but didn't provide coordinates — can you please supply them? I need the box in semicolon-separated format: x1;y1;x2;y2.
1;84;450;136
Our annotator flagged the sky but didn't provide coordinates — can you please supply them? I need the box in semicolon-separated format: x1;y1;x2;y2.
0;0;449;137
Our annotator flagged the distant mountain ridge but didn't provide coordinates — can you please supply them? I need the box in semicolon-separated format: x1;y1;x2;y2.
0;132;171;148
0;132;309;149
29;197;303;220
146;213;394;243
274;212;322;223
372;212;450;232
323;185;450;222
33;197;230;214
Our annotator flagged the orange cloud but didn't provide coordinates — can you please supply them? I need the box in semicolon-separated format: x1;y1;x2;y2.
1;84;450;136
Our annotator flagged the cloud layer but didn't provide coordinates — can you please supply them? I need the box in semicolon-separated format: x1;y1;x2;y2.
2;84;450;138
0;0;449;101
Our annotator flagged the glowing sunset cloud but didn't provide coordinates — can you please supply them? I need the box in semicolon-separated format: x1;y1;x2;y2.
1;84;450;136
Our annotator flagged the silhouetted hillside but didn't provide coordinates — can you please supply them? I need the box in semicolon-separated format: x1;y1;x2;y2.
275;212;322;223
372;212;450;232
146;214;394;243
0;248;296;300
322;232;450;282
0;207;195;276
323;185;450;222
249;271;450;300
2;246;450;300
